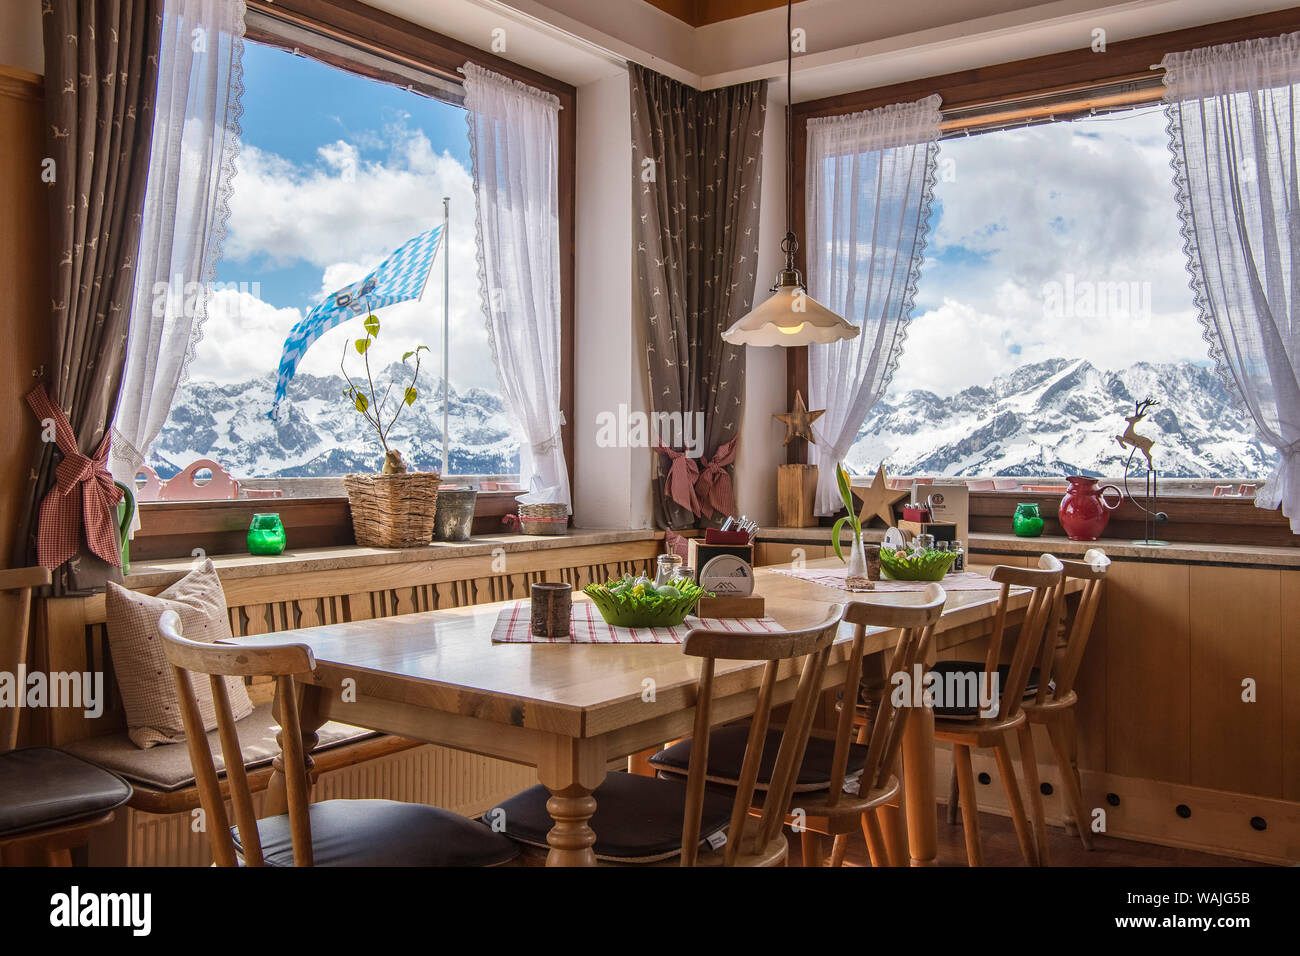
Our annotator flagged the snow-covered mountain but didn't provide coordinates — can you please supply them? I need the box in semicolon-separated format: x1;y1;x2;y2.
845;358;1275;479
151;356;1273;482
149;363;520;478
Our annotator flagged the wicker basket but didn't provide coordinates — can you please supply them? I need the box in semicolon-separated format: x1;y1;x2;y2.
514;502;569;536
343;472;440;548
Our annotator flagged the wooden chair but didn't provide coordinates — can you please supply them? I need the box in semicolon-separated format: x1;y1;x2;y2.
0;566;133;866
932;555;1064;866
158;609;518;866
650;589;947;868
489;607;844;865
1020;549;1110;860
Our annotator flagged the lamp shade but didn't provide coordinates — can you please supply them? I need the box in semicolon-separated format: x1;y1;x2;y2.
722;277;860;346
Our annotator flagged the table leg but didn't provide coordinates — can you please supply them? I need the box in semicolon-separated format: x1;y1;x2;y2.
537;734;606;867
902;700;938;866
265;679;329;818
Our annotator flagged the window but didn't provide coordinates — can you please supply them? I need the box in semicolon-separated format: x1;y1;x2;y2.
148;37;522;497
844;103;1279;493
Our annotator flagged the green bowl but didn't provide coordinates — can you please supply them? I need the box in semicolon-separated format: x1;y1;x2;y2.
878;548;957;581
583;578;709;627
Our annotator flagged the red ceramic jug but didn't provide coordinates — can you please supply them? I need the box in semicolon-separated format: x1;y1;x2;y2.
1058;476;1122;541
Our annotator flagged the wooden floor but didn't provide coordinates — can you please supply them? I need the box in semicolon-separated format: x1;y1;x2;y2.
788;805;1257;867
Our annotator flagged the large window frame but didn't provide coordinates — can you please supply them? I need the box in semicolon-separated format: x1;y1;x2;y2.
785;6;1300;541
134;0;577;557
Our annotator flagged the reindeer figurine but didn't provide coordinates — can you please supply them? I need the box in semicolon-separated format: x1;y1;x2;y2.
1116;398;1158;470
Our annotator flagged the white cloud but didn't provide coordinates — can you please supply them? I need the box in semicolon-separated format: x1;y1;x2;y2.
893;105;1211;396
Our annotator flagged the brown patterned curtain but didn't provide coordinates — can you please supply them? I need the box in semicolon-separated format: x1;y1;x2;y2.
13;0;163;594
629;65;767;530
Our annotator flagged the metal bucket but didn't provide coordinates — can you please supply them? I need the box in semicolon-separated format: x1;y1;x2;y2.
433;488;478;541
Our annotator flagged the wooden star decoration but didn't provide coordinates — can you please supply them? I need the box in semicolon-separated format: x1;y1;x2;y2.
773;390;825;446
849;464;910;528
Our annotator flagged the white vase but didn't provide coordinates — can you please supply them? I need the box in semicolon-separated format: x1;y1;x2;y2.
845;535;873;590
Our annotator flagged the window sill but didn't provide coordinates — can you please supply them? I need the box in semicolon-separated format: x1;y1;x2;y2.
123;528;663;590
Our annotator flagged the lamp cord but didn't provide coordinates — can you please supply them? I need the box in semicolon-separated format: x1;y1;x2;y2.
785;0;794;256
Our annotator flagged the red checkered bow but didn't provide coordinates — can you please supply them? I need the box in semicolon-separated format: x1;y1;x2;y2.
26;384;123;570
654;443;702;516
693;437;737;519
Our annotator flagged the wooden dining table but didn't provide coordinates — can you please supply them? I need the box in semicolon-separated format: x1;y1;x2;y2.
241;557;1064;866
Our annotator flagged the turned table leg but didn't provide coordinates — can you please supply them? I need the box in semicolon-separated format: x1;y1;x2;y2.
902;694;938;866
537;734;606;867
264;680;329;818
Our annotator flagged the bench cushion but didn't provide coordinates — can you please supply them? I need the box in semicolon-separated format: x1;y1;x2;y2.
62;702;375;792
105;560;253;748
0;748;132;838
236;799;519;867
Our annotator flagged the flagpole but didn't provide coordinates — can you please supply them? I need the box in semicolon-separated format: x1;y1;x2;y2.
441;196;450;478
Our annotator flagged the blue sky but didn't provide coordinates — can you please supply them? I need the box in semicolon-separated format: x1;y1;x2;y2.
196;40;493;391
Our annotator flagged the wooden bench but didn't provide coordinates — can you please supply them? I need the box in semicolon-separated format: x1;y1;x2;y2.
27;535;661;864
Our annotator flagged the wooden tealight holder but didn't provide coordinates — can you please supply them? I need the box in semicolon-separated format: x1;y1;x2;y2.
777;464;819;528
530;582;572;638
697;595;767;619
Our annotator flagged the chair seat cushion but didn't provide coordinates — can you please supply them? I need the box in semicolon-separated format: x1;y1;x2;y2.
648;722;869;793
0;748;132;838
235;799;519;867
487;771;734;863
927;661;1044;718
62;702;375;791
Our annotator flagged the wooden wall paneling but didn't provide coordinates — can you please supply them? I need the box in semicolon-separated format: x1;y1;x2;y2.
1189;565;1284;798
1282;571;1300;802
0;67;50;568
1072;588;1108;773
1105;561;1191;784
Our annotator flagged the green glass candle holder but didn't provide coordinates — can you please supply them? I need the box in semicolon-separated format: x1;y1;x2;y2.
247;513;286;555
1012;502;1044;537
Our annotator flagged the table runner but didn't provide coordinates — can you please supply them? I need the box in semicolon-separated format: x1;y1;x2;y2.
490;600;783;644
770;567;1004;593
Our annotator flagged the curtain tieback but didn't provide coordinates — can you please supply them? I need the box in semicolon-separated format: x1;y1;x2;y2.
26;384;123;570
1280;440;1300;458
654;443;702;516
693;437;738;518
528;415;566;456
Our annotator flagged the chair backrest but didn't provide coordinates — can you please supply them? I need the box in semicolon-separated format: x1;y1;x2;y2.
158;609;316;866
677;606;843;866
823;585;948;807
982;555;1064;720
1034;548;1109;703
0;566;52;751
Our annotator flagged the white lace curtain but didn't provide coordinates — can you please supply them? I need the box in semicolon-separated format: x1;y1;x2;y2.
1164;35;1300;532
111;0;245;501
463;62;571;511
805;95;942;515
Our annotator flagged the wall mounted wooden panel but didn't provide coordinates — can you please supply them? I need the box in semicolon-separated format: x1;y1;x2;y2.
0;66;49;569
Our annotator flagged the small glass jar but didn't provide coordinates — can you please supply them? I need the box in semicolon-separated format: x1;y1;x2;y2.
1013;502;1045;537
671;565;696;584
247;513;286;556
655;553;684;587
913;533;936;553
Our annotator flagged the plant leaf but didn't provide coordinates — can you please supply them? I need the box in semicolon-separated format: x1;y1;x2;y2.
354;393;368;413
363;314;380;336
355;338;370;354
402;350;414;362
831;517;847;563
835;463;852;509
404;387;417;406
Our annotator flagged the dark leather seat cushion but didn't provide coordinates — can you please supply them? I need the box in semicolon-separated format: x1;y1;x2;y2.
487;771;734;863
234;799;519;867
928;661;1043;718
648;722;869;792
0;748;132;838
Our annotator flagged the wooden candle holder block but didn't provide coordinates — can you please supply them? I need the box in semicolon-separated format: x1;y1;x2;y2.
777;464;819;528
696;596;767;619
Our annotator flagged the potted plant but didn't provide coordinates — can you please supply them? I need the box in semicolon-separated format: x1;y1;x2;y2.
340;312;441;548
830;463;871;588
